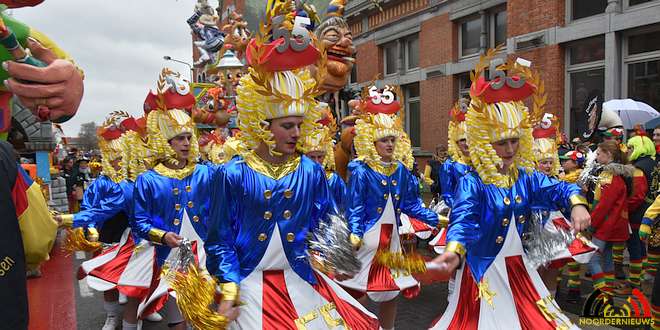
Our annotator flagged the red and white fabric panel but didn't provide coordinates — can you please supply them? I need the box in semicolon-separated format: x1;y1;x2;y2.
429;227;447;254
78;228;157;298
545;211;597;267
337;196;418;302
137;211;207;318
232;226;378;329
399;213;435;240
429;213;579;330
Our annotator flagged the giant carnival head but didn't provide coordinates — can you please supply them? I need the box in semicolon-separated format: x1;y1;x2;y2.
315;0;356;92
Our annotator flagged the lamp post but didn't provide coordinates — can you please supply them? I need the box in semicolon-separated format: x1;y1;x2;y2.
163;55;194;81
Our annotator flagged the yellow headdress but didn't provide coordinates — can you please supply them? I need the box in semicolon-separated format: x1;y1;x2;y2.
465;48;542;187
97;111;132;183
143;68;199;165
532;112;561;177
237;1;326;156
354;112;414;172
447;98;470;165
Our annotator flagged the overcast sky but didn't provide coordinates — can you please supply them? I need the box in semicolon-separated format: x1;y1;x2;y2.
14;1;196;136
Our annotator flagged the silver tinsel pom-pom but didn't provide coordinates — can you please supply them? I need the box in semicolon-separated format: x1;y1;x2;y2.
577;149;601;188
429;198;450;216
307;213;362;276
163;239;196;281
523;211;574;270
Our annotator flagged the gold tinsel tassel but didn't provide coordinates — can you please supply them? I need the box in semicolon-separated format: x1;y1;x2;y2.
170;264;229;330
375;250;427;274
62;228;102;254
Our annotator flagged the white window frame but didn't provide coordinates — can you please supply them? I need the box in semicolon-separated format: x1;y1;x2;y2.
382;41;399;77
624;0;660;10
458;15;482;59
457;72;471;99
622;27;660;99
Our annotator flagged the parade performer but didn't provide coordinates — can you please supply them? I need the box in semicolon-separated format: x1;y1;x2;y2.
429;52;590;329
205;3;379;328
531;113;597;296
55;112;141;330
132;69;214;330
188;1;224;68
337;84;441;329
640;192;660;329
422;143;447;200
301;105;347;209
440;98;473;209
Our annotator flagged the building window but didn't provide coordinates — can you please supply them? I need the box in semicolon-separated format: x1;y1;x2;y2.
460;16;481;57
569;69;605;139
566;37;605;138
457;73;471;99
459;9;507;59
404;34;419;70
383;41;398;75
628;60;660;111
625;30;660;114
493;11;507;47
571;0;607;20
404;83;421;147
628;0;654;6
568;36;605;65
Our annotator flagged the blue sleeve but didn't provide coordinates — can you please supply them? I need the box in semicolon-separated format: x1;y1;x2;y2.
401;168;439;226
331;174;347;212
446;175;482;249
205;166;241;283
345;165;367;238
529;170;584;213
132;175;160;241
73;178;124;228
440;161;455;207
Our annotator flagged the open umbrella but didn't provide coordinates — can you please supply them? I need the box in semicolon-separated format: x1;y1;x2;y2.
603;99;659;129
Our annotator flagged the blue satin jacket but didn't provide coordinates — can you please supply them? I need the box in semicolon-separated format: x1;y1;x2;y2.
205;154;334;285
447;168;583;282
133;164;215;264
327;171;347;211
440;158;473;208
346;160;439;239
73;175;124;229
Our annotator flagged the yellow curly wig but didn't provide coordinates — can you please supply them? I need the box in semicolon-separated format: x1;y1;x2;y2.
354;113;414;172
532;137;560;177
300;125;337;171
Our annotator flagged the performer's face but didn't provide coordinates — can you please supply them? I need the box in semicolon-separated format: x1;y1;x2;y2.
561;159;578;172
537;158;554;176
492;138;519;170
169;133;192;161
269;116;303;155
110;157;122;171
457;139;469;157
653;128;660;146
306;151;326;165
374;136;396;161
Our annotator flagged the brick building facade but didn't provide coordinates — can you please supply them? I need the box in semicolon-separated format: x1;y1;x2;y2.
344;0;660;167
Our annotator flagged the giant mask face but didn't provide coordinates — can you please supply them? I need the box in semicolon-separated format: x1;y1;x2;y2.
316;17;355;93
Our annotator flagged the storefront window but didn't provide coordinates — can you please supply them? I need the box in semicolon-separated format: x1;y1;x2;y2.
628;60;660;113
569;69;605;138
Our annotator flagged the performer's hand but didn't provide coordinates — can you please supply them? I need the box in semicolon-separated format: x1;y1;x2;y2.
53;215;62;224
163;232;182;248
4;38;84;122
570;205;591;233
428;252;460;277
217;300;239;322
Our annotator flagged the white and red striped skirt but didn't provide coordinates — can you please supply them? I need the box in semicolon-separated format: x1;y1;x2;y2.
232;226;379;329
429;214;579;330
